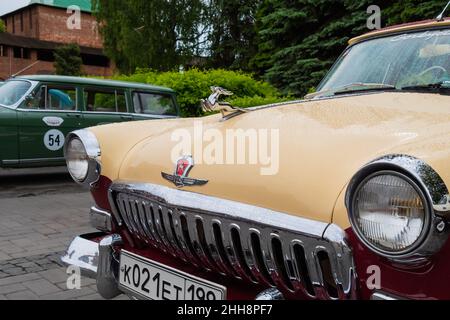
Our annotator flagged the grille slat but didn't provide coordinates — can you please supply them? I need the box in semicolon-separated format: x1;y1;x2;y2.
211;221;237;277
217;223;255;283
170;212;197;265
143;203;162;245
111;185;356;300
130;200;147;241
185;213;214;271
137;201;155;244
201;219;229;275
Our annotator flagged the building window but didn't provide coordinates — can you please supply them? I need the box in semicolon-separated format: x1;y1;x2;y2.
13;47;31;59
82;54;110;67
12;15;15;33
29;10;32;29
37;49;54;62
0;46;8;57
20;12;24;32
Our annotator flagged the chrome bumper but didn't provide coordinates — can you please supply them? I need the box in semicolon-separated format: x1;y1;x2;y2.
61;232;123;299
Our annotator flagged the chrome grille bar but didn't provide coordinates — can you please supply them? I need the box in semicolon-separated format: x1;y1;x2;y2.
109;182;357;300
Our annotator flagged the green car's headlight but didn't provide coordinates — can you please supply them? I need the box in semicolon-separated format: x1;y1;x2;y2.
64;130;101;187
350;172;430;256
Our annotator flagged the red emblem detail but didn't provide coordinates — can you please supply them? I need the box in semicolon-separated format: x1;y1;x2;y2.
161;155;208;188
176;159;190;177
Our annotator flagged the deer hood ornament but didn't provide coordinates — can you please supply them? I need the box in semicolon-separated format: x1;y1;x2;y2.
201;86;249;119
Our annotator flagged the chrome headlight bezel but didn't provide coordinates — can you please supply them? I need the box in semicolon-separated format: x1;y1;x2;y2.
64;130;101;187
349;170;432;257
346;155;450;264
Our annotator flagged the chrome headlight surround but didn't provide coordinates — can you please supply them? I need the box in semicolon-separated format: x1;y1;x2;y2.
346;155;450;264
64;130;101;188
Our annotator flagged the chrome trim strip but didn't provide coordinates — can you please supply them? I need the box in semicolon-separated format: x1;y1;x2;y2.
90;206;114;233
255;288;285;300
112;182;328;238
345;154;450;263
61;233;123;299
61;233;101;279
16;108;82;114
371;291;402;300
97;234;123;299
109;182;357;300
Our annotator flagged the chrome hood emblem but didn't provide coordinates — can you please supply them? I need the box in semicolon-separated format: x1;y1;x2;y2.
161;156;208;188
201;86;249;119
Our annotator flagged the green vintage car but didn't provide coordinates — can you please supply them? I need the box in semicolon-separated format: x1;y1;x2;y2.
0;75;180;168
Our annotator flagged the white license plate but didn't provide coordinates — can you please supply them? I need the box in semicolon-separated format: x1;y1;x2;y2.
119;250;227;300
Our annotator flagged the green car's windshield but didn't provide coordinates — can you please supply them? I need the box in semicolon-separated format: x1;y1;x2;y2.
314;29;450;98
0;80;32;107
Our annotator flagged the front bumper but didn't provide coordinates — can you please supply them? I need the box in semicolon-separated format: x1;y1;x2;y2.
61;232;123;299
61;232;277;300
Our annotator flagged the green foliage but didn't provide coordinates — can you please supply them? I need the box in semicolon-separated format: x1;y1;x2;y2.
208;0;261;71
93;0;448;97
251;0;447;97
92;0;208;73
0;20;5;33
53;44;83;76
113;69;285;117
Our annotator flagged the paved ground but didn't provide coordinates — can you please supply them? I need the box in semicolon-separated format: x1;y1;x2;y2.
0;167;126;300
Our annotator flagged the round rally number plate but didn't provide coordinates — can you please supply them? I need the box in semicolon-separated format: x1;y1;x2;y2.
44;129;65;151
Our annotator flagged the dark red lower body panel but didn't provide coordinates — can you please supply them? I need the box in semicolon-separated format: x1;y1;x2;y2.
347;228;450;300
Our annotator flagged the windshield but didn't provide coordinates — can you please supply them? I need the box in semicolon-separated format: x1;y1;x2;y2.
0;80;32;107
316;29;450;97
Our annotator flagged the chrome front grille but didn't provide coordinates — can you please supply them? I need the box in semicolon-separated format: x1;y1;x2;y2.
109;182;356;300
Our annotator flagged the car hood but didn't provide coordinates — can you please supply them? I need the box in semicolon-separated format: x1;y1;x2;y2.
90;92;450;224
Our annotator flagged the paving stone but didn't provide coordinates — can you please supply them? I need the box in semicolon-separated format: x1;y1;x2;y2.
25;266;45;273
0;252;12;261
23;278;61;296
41;287;96;300
0;273;41;286
0;176;129;300
3;268;26;276
76;293;105;300
39;269;69;284
6;290;39;300
0;283;26;294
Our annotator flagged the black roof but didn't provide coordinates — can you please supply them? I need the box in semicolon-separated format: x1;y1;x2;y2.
0;32;105;56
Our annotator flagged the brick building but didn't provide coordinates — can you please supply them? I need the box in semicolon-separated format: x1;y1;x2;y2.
0;0;113;80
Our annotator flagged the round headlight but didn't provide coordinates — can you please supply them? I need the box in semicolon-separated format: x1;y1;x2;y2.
65;137;89;182
351;172;430;256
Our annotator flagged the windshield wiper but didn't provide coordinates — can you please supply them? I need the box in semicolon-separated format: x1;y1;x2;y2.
401;81;450;92
306;83;397;99
334;83;397;95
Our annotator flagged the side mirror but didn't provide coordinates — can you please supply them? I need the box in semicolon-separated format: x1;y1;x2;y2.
24;93;35;102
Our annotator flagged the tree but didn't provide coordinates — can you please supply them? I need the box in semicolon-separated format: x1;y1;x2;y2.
92;0;208;73
0;20;5;33
251;0;447;97
53;44;83;76
207;0;261;71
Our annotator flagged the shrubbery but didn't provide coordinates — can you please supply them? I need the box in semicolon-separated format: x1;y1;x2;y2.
112;69;288;117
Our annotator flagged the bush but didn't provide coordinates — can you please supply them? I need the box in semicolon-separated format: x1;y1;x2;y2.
54;44;83;76
112;69;287;117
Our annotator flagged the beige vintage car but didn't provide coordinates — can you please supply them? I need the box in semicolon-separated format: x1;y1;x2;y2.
62;18;450;300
